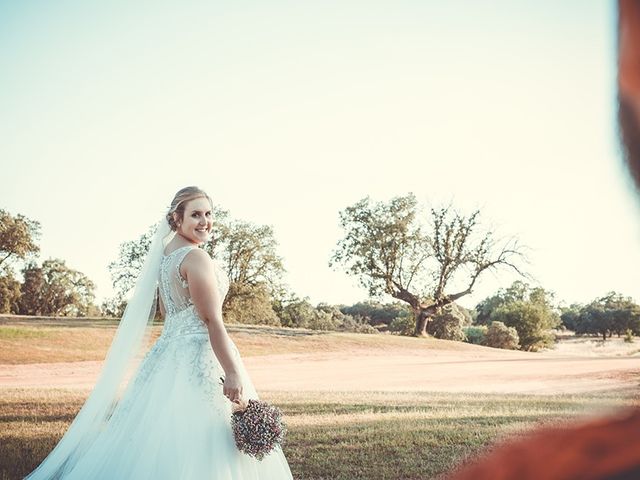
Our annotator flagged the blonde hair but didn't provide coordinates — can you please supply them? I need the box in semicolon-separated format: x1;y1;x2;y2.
166;186;213;231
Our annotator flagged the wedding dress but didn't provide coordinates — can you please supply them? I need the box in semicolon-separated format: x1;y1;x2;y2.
26;244;293;479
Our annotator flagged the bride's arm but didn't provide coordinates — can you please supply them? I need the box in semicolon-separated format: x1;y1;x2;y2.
183;248;243;402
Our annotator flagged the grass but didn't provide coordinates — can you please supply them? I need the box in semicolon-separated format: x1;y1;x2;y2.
3;315;638;478
0;316;480;365
547;332;640;357
1;388;637;480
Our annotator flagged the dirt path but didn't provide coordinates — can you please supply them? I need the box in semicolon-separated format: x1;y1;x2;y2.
246;351;639;394
2;347;638;395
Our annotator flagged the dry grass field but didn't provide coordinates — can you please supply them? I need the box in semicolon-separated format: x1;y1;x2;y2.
1;315;639;479
0;315;477;365
3;387;636;480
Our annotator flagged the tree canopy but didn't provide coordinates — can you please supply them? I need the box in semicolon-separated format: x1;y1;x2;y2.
0;209;40;269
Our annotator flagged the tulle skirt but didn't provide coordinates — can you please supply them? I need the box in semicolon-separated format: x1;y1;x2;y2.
57;331;293;479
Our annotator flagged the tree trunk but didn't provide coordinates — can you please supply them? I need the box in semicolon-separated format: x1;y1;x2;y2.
414;310;429;337
602;331;607;341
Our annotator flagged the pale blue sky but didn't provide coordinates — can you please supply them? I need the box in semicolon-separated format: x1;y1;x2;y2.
2;0;639;309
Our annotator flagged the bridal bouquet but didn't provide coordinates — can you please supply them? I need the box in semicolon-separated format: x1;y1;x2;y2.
230;399;287;460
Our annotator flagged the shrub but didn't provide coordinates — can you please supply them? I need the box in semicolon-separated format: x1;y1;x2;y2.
464;325;487;345
483;321;519;350
389;315;414;335
223;283;281;326
624;329;635;343
491;301;556;351
427;311;466;341
305;310;339;330
339;314;378;334
340;301;412;327
279;299;318;329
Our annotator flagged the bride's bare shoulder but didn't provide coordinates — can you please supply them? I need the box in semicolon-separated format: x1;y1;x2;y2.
181;248;214;274
183;247;212;262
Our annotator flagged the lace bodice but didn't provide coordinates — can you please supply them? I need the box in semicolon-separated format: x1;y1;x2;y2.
158;245;230;338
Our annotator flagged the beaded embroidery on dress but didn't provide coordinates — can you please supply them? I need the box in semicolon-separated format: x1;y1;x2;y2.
50;245;293;479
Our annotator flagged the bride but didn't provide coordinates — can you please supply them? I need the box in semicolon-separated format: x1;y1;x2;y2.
25;186;294;479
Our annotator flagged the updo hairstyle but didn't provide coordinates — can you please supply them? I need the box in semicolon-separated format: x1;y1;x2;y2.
166;186;214;231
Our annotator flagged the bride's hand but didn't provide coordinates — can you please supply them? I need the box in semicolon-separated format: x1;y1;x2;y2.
222;372;243;404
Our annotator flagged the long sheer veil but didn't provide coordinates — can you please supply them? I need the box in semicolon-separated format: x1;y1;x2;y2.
25;214;174;479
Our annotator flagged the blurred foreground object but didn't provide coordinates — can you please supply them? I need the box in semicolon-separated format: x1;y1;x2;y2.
448;408;640;479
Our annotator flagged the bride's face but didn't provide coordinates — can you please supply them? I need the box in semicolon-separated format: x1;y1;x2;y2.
175;197;213;244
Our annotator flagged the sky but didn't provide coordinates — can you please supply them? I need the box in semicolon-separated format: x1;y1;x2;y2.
1;0;639;310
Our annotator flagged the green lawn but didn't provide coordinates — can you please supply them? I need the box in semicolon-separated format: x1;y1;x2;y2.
2;388;636;480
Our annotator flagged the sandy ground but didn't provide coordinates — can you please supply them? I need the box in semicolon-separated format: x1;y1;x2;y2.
2;342;638;395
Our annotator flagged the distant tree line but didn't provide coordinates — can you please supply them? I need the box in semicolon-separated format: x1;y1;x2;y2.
3;196;639;349
560;293;640;341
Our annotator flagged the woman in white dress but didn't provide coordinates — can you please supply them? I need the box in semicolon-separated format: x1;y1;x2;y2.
25;186;294;479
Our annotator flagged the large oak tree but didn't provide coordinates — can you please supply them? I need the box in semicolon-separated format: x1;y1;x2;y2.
330;194;526;336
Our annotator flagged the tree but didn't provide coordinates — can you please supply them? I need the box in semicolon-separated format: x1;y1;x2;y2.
330;194;526;336
490;301;558;351
107;227;156;304
100;296;128;318
574;305;611;340
223;283;280;325
209;220;286;299
475;282;559;351
475;281;531;325
0;267;21;314
18;262;44;315
108;209;286;322
560;304;583;331
0;210;40;313
0;209;40;269
474;281;554;325
18;259;96;316
571;293;640;340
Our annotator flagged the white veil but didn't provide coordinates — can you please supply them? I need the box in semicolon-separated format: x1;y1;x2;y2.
25;214;174;479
